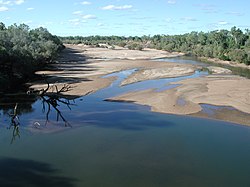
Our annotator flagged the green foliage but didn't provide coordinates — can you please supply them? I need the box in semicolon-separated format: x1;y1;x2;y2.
127;43;144;50
60;26;250;65
0;22;64;82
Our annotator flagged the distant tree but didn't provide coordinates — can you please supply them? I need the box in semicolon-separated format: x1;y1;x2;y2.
59;26;250;65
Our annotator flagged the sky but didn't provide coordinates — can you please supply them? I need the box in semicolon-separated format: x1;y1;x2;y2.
0;0;250;36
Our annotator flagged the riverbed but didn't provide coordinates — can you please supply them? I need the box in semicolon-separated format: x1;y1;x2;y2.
0;55;250;186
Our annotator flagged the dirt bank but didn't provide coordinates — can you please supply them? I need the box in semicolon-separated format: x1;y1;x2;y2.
30;45;192;96
109;75;250;126
30;45;250;126
64;44;184;60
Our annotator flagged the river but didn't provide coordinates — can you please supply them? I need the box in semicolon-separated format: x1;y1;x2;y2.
0;57;249;187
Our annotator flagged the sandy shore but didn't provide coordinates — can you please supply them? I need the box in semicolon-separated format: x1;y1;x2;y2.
30;44;250;126
199;57;250;70
64;44;184;60
30;45;192;96
120;66;195;86
109;75;250;126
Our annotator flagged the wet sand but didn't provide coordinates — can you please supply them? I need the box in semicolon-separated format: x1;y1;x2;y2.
31;45;250;126
30;45;192;96
109;75;250;126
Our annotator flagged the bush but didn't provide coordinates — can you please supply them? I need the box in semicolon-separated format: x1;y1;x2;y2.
228;49;248;64
127;43;144;50
0;22;64;80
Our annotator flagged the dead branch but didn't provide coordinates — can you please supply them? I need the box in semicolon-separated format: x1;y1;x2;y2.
28;78;74;127
7;103;21;144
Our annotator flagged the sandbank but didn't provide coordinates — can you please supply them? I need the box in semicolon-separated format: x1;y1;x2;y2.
30;45;250;126
109;75;250;126
30;45;191;96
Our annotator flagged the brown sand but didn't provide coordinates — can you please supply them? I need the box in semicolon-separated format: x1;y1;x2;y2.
109;75;250;126
199;57;250;70
30;45;250;126
30;45;192;96
64;44;184;60
121;66;195;86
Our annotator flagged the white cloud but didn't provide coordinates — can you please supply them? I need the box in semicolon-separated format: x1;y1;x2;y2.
167;0;176;4
81;1;91;5
0;1;11;5
73;10;82;15
101;4;133;10
218;21;228;25
82;14;96;19
27;7;34;11
0;6;8;11
15;0;24;5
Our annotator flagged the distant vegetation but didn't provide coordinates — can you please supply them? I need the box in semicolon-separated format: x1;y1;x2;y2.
61;26;250;65
0;22;64;91
1;23;250;92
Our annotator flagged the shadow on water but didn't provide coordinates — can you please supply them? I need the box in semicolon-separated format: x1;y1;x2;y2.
0;83;76;143
0;157;77;187
0;93;37;115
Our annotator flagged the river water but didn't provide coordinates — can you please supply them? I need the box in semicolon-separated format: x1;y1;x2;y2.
0;57;249;187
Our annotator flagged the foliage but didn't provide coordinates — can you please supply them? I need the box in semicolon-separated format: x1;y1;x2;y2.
0;22;64;84
61;27;250;65
127;43;144;50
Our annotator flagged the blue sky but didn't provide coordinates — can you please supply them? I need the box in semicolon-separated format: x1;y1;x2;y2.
0;0;250;36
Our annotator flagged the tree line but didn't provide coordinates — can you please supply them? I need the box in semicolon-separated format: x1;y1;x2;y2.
0;22;64;91
1;23;250;92
61;26;250;65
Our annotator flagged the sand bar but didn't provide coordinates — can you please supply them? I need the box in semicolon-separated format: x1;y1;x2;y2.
30;45;250;126
30;45;192;96
109;75;250;126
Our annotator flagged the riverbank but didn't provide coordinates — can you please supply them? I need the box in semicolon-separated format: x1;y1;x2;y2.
30;44;191;96
109;74;250;126
64;44;185;60
199;56;250;70
30;45;250;126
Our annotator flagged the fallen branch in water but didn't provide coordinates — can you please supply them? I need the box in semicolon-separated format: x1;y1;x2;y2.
7;103;20;144
28;78;75;127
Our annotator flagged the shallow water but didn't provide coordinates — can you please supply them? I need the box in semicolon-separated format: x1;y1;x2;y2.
155;56;208;66
0;58;250;187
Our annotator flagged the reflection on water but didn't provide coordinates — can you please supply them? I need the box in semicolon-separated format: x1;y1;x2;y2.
0;116;249;187
200;104;235;117
0;157;77;187
158;56;250;78
0;87;76;143
7;103;20;144
0;57;250;187
155;56;208;66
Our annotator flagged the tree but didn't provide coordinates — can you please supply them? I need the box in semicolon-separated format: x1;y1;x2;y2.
0;22;64;91
230;26;246;48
